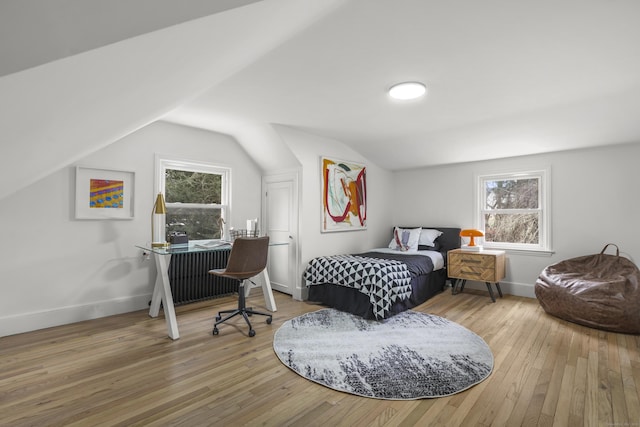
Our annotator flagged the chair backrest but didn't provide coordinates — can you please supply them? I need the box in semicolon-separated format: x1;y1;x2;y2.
223;236;270;279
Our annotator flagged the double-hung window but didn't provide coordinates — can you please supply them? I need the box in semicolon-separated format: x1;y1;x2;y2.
157;157;230;241
476;168;550;252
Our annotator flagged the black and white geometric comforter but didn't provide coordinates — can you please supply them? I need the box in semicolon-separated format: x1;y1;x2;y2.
304;254;413;319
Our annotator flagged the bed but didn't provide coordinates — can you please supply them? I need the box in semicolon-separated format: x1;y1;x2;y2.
305;226;461;320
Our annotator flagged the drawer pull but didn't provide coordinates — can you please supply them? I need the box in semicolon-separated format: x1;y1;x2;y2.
462;259;482;264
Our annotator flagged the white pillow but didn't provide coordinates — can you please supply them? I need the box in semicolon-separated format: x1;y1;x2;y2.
388;227;422;251
418;228;443;247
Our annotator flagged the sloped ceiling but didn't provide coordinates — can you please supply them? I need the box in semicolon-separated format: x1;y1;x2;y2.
2;0;640;201
0;0;344;201
0;0;264;77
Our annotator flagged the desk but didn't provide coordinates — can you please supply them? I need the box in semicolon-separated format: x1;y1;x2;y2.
138;241;281;340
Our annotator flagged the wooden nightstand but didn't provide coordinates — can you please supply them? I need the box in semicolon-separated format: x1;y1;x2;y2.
448;249;506;302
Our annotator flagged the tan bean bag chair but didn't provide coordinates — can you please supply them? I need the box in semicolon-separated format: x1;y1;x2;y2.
535;244;640;334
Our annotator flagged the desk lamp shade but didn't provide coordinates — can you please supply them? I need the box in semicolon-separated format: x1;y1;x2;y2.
460;229;484;247
152;193;169;247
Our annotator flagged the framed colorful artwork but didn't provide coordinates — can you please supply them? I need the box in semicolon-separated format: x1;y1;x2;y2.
320;156;367;232
75;166;135;219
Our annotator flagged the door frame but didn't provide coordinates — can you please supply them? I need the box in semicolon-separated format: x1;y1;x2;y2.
261;170;301;300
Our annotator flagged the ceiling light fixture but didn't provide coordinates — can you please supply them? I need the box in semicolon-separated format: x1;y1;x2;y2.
388;81;426;100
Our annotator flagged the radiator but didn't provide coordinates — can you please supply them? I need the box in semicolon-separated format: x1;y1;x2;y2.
168;249;238;305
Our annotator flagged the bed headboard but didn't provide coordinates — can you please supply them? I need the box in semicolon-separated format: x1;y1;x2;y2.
396;226;461;254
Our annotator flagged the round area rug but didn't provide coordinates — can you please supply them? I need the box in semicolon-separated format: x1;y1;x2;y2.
273;308;493;400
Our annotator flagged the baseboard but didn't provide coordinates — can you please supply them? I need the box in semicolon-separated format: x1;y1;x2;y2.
456;280;536;299
0;294;152;338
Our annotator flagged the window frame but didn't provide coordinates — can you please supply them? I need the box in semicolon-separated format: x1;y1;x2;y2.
474;167;551;253
155;155;231;242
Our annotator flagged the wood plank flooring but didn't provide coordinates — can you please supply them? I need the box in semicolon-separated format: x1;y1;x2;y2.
1;287;639;426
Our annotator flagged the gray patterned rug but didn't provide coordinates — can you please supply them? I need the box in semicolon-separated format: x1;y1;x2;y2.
273;308;493;400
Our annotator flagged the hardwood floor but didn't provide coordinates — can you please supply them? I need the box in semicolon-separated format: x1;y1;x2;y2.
1;287;639;426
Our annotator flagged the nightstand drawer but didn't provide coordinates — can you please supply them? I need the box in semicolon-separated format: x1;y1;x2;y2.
448;264;497;282
449;252;495;269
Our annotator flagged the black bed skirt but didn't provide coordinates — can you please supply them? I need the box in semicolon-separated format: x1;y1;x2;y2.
307;268;448;320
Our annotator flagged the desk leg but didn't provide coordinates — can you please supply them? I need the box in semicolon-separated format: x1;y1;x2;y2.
259;269;277;312
149;272;162;317
148;253;180;340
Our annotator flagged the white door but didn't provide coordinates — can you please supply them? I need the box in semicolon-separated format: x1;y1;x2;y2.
263;173;298;296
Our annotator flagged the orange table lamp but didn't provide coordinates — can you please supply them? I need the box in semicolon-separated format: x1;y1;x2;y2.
460;229;484;247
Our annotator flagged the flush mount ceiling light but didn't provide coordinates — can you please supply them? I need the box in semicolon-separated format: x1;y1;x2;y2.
388;81;426;100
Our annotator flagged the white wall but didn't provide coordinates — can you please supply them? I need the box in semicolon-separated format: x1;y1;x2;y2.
6;118;635;335
0;121;262;337
274;125;395;298
392;142;640;297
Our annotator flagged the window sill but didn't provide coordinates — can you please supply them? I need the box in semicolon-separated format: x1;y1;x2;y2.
485;247;555;257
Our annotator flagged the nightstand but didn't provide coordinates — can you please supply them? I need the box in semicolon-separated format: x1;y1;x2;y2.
448;249;506;302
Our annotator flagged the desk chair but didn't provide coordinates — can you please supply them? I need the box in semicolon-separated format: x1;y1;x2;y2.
208;236;272;337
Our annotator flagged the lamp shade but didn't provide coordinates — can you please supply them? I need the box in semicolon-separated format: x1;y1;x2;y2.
460;229;484;247
153;193;167;214
152;193;168;247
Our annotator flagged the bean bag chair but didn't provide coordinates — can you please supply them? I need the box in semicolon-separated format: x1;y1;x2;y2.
535;244;640;334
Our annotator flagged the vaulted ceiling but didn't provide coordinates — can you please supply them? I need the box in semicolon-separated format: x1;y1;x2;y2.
2;0;640;201
166;0;640;169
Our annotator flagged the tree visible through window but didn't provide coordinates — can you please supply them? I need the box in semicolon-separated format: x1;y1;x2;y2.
157;157;230;242
165;170;224;240
477;169;549;250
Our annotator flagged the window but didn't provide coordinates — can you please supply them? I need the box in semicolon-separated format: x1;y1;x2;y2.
156;157;230;241
476;168;550;251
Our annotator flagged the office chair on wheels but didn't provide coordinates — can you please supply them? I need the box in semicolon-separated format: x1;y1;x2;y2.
208;236;272;337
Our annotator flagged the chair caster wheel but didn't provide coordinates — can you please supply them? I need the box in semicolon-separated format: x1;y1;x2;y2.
249;329;256;337
213;327;219;335
266;317;272;325
215;315;221;321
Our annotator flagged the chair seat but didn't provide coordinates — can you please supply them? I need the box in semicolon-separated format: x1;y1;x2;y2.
209;268;263;281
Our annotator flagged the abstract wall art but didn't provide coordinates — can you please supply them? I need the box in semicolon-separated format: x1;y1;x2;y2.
90;179;124;209
321;156;367;232
75;166;135;219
